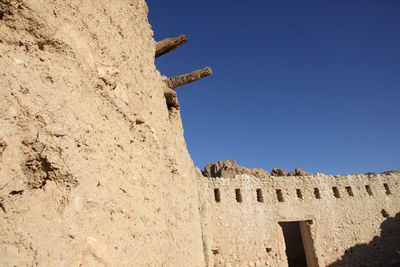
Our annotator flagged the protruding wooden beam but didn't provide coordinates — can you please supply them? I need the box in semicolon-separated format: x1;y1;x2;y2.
165;67;213;89
163;87;180;110
155;35;188;58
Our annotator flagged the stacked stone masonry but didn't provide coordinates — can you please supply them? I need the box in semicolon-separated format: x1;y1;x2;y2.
197;171;400;267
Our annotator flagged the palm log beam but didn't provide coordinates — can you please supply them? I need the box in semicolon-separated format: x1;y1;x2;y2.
165;67;213;89
155;35;188;58
164;87;180;110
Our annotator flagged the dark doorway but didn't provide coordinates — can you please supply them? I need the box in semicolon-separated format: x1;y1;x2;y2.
279;222;307;266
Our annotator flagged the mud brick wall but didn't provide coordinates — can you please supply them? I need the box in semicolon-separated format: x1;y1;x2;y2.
198;172;400;267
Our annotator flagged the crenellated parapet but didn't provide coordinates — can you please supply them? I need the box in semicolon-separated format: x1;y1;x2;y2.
201;171;399;206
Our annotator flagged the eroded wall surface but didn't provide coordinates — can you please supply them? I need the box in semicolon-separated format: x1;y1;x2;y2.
198;172;400;267
0;1;205;266
1;1;399;267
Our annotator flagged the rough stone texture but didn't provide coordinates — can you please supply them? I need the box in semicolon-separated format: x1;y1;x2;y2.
331;211;400;267
198;171;400;267
203;160;270;178
0;1;204;266
272;168;289;177
295;168;310;177
273;167;309;177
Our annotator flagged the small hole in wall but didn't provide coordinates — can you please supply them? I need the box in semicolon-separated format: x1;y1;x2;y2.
332;187;340;198
365;185;373;196
266;248;272;253
235;189;242;203
345;186;354;197
38;41;46;51
276;189;284;202
314;188;321;199
214;188;221;203
381;209;389;218
296;189;303;200
212;249;219;255
383;183;391;195
256;188;264;202
166;102;174;111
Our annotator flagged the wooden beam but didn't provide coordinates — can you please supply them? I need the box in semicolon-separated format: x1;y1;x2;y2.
165;67;213;89
163;87;180;110
155;35;188;58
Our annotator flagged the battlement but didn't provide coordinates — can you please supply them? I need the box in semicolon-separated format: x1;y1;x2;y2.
202;172;398;205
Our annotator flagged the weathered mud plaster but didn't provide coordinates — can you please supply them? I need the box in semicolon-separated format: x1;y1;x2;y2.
1;1;399;266
0;1;204;266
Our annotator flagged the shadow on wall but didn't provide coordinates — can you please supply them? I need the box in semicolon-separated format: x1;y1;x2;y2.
330;212;400;267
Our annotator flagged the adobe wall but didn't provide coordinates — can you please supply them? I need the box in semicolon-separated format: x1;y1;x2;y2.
197;171;400;267
1;1;398;266
0;1;204;266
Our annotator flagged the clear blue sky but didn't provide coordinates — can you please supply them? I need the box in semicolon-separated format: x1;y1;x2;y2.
148;0;400;175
